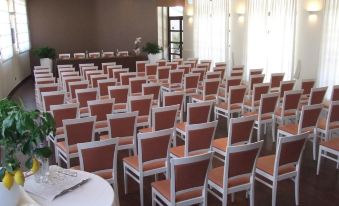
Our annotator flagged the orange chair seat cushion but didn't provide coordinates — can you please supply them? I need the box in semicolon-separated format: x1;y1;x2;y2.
176;122;186;133
80;107;89;114
113;104;127;110
274;108;295;117
99;135;133;146
137;115;149;124
208;167;250;188
72;165;113;179
320;138;339;152
123;156;166;171
243;112;272;121
56;141;78;154
191;95;216;101
215;102;241;111
170;146;185;158
244;99;259;107
317;118;339;130
256;155;296;176
56;127;64;136
139;127;153;133
95;121;108;129
151;180;202;202
212;137;228;152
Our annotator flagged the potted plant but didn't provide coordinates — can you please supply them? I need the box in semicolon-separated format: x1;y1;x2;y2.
142;42;162;63
0;99;55;206
33;47;56;70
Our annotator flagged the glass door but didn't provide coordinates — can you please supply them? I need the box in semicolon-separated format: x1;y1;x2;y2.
168;7;183;60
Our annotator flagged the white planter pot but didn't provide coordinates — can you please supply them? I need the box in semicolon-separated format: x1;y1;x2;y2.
148;53;161;64
40;58;53;71
0;183;20;206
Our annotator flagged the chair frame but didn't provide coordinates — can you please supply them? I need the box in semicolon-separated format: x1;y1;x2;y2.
123;128;174;206
255;133;308;206
77;138;119;206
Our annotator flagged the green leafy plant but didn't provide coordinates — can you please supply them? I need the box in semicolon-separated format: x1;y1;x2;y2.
0;99;55;189
33;47;56;59
142;42;162;55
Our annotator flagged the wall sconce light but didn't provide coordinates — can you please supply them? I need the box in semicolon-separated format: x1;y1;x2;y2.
186;7;193;17
306;0;322;23
306;0;322;12
236;4;246;16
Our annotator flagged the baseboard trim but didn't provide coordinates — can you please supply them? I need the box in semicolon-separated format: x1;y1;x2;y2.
7;75;32;99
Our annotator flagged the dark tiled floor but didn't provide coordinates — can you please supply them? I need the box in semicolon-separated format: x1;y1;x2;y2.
11;76;339;206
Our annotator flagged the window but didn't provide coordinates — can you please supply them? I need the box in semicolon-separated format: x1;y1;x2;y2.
246;0;297;80
317;0;339;98
14;0;30;52
0;0;13;61
193;0;230;64
168;7;183;60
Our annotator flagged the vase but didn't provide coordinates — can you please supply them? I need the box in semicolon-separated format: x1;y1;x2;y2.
40;58;53;71
0;183;21;206
34;157;49;183
148;53;161;64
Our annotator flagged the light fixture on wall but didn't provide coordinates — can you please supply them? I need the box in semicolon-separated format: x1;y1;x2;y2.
306;0;323;12
236;3;246;24
306;0;322;23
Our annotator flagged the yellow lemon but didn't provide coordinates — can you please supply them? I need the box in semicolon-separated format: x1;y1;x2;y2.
2;171;14;190
31;158;40;174
14;169;25;186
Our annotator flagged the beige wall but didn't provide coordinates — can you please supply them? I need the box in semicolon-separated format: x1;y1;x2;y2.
0;52;31;98
27;0;158;54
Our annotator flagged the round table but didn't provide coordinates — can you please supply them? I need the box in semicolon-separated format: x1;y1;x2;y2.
23;170;114;206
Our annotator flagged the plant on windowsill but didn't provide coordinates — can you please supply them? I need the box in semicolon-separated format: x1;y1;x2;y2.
0;99;55;206
142;42;163;64
33;46;56;70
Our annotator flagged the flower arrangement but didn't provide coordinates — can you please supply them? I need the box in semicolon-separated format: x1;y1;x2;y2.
133;37;142;55
0;99;55;190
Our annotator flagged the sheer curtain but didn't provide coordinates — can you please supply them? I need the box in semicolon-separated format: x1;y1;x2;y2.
246;0;296;80
14;0;30;52
246;0;269;71
0;0;13;61
318;0;339;98
267;0;296;80
193;0;229;65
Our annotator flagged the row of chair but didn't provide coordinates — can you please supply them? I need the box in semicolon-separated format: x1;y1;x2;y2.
32;57;339;206
58;51;129;59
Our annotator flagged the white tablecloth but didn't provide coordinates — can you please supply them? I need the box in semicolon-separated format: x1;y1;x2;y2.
21;170;114;206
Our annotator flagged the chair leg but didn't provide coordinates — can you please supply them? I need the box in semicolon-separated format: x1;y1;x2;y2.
313;131;317;161
151;188;156;206
139;177;144;206
257;123;261;141
295;174;300;205
123;165;128;194
250;183;255;206
222;192;228;206
272;118;276;142
56;150;61;166
317;148;322;175
231;193;235;202
114;180;120;206
272;181;277;206
66;156;70;169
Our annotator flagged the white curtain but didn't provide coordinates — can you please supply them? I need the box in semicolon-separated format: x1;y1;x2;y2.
318;0;339;98
0;0;13;61
267;0;296;80
14;0;30;52
193;0;229;65
246;0;296;80
246;0;269;71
